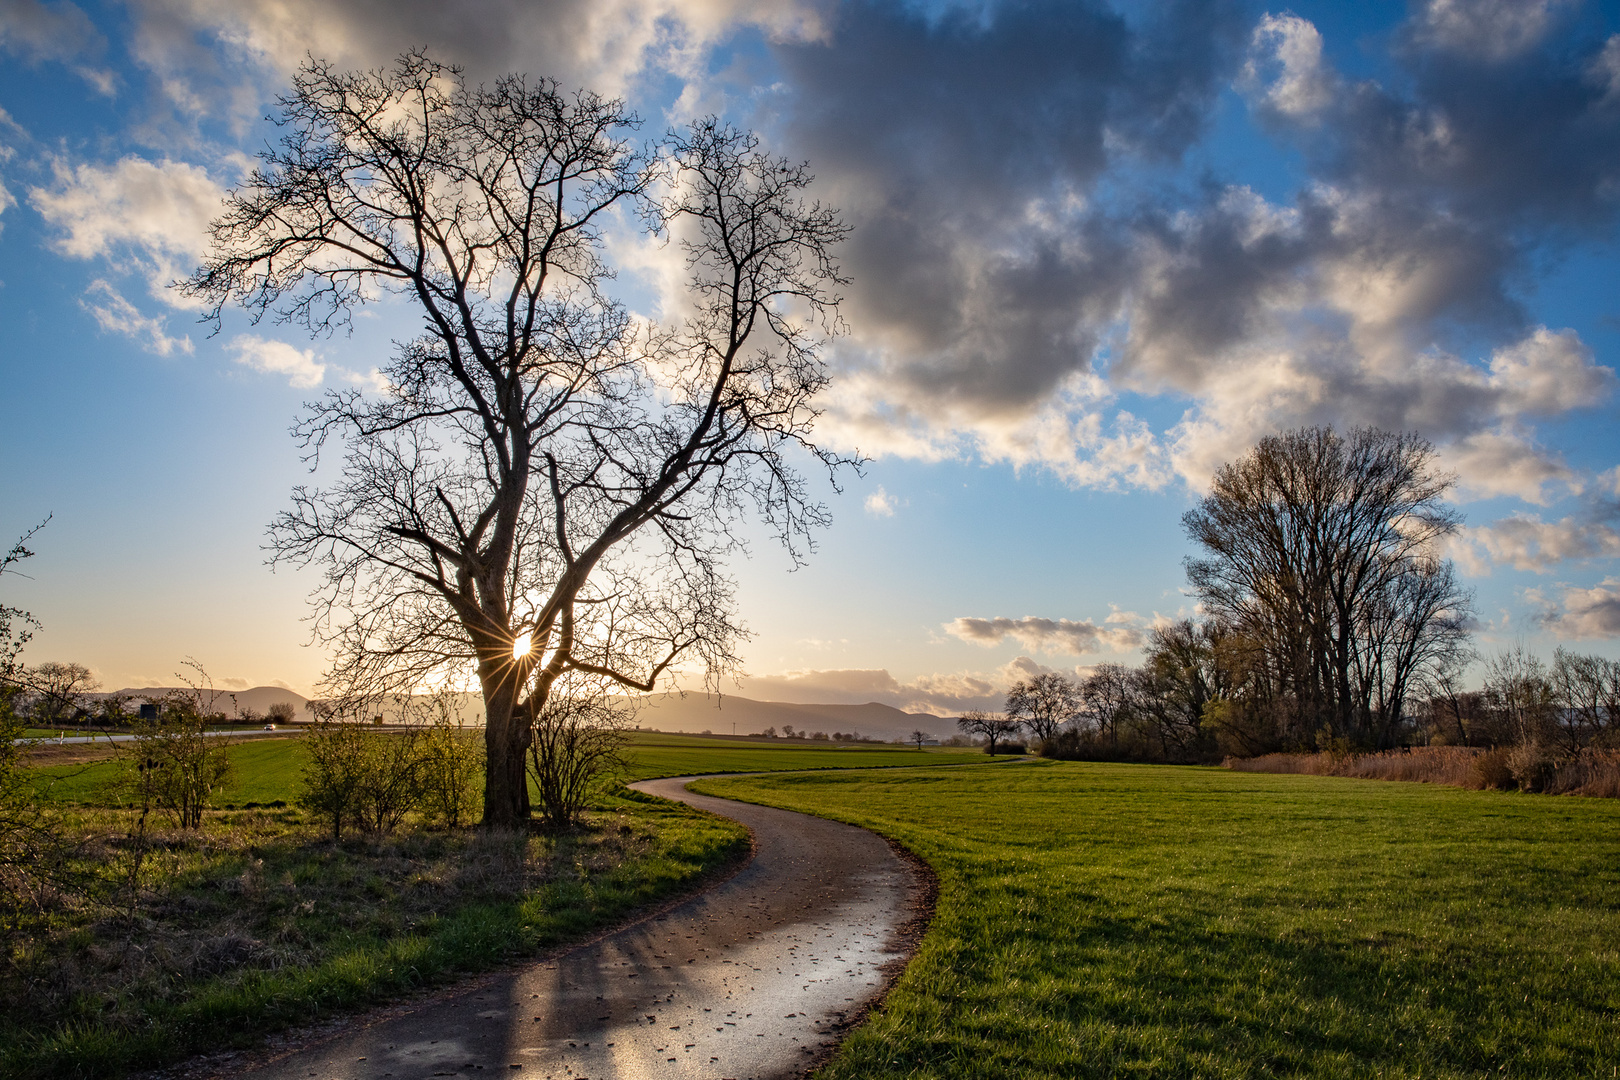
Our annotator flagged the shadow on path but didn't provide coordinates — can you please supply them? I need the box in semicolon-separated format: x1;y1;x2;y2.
227;775;924;1080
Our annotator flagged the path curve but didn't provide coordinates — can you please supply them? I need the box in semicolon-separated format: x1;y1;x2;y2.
224;775;925;1080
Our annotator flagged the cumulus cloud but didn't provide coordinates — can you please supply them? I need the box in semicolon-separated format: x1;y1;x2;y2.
1407;0;1574;62
1532;577;1620;639
1241;12;1336;121
0;0;116;92
1454;514;1620;574
228;335;326;389
81;279;192;355
29;155;224;298
863;486;897;517
946;614;1143;656
119;0;830;122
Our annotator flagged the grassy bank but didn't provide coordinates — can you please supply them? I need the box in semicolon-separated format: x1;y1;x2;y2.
2;789;748;1079
696;760;1620;1078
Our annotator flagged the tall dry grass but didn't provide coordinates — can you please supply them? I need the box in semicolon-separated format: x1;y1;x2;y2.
1225;745;1620;796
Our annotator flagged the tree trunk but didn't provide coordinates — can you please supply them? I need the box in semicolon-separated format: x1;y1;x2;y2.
478;654;534;829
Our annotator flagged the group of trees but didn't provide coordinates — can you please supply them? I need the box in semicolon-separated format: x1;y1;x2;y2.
959;428;1482;763
1429;646;1620;754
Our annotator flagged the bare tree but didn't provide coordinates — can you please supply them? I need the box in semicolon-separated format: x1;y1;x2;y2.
910;728;930;750
0;519;46;688
1004;672;1078;746
527;674;627;831
1183;427;1471;750
24;661;99;727
1077;663;1136;751
957;710;1022;755
182;53;849;828
124;695;231;830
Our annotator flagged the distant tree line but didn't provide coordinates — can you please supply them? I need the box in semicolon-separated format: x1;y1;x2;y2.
962;427;1618;776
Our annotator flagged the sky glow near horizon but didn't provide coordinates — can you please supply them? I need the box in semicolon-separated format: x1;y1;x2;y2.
3;0;1620;715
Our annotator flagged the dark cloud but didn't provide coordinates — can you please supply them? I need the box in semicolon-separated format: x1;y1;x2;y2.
772;0;1247;411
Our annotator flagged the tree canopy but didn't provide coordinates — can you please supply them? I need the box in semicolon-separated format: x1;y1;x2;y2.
181;53;851;826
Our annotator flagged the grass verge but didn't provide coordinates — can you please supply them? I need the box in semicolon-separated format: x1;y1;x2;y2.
695;760;1620;1079
1;789;748;1080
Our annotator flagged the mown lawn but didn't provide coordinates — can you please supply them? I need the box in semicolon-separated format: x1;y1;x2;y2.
695;760;1620;1079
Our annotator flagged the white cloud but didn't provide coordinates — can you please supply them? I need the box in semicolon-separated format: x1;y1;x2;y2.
945;615;1143;657
1488;327;1615;416
1453;514;1620;574
228;334;325;388
81;279;192;355
1531;577;1620;639
1242;13;1336;121
1410;0;1573;61
29;155;224;300
0;0;116;93
863;486;897;517
1441;429;1577;506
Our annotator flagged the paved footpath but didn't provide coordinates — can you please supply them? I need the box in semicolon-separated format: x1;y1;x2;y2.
226;775;924;1080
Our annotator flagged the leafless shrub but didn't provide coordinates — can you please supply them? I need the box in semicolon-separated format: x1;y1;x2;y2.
527;677;628;832
122;696;231;830
1547;750;1620;797
1469;748;1514;790
410;692;483;829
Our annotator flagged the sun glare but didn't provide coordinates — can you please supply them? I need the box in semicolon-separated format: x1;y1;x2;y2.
512;632;532;661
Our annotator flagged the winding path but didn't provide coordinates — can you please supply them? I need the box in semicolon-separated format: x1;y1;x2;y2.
227;775;925;1080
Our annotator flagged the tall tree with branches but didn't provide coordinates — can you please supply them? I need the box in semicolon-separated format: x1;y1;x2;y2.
1183;427;1471;749
182;53;850;827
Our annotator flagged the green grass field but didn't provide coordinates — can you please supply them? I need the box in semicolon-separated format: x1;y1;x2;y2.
695;760;1620;1079
27;732;985;805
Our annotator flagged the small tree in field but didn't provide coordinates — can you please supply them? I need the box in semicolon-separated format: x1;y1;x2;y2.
413;692;484;828
125;695;231;830
958;710;1022;755
298;719;368;840
911;729;930;750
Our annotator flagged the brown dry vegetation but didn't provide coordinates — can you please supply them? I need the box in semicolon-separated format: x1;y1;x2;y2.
1226;744;1620;796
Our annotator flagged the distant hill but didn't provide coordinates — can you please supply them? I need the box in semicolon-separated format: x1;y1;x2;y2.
90;685;962;741
624;692;957;742
101;685;313;719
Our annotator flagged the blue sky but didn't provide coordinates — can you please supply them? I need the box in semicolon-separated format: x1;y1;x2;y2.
3;0;1620;712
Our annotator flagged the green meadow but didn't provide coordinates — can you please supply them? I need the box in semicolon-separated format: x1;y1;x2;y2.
696;759;1620;1079
26;730;984;804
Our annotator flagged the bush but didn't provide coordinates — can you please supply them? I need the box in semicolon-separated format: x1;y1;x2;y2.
528;680;626;832
123;699;231;829
297;720;369;840
352;728;423;833
1470;747;1515;790
414;696;483;829
1506;741;1562;793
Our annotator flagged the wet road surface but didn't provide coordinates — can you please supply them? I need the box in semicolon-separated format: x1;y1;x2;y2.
229;775;924;1080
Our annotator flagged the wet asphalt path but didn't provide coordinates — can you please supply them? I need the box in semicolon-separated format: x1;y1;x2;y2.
231;775;922;1080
